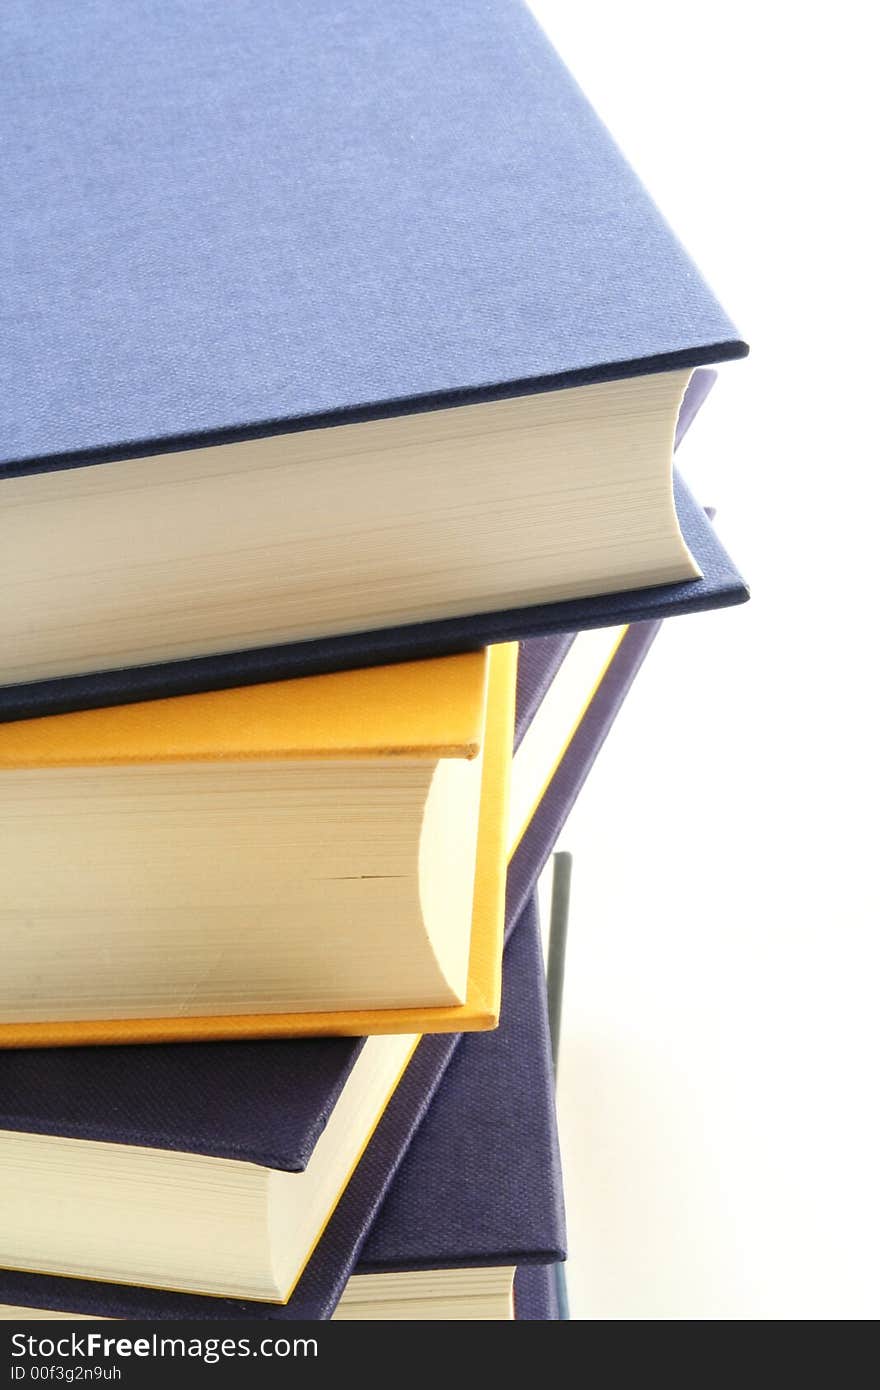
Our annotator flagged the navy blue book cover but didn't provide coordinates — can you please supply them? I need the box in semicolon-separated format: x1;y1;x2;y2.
356;896;565;1276
1;4;743;478
514;1264;561;1321
0;614;658;1317
515;634;578;752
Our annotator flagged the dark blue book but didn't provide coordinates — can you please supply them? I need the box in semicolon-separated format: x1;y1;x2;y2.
0;1;746;722
514;1264;562;1321
0;895;561;1322
345;894;565;1320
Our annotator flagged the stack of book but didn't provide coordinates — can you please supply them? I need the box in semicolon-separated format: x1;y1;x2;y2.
0;1;747;1323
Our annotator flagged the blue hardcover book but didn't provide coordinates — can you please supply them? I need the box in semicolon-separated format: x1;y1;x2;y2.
0;614;661;1321
0;1;746;721
345;895;565;1321
514;1265;562;1322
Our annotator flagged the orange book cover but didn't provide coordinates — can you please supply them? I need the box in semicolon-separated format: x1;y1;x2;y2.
0;644;516;1048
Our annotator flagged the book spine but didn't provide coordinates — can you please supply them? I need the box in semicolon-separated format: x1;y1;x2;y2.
506;620;662;933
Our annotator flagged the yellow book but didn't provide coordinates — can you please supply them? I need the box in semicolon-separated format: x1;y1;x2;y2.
0;645;516;1047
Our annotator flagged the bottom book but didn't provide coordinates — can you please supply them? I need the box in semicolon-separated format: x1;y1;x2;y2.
513;1264;562;1322
1;895;561;1323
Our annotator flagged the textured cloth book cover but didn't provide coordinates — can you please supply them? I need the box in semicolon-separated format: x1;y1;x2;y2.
2;5;743;475
514;1264;561;1321
356;896;566;1276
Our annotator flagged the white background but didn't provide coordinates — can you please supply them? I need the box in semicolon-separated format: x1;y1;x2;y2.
529;0;879;1319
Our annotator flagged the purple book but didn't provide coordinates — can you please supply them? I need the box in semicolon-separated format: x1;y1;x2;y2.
514;1265;561;1321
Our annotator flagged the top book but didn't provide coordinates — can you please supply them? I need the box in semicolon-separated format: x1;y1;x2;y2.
0;1;747;716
